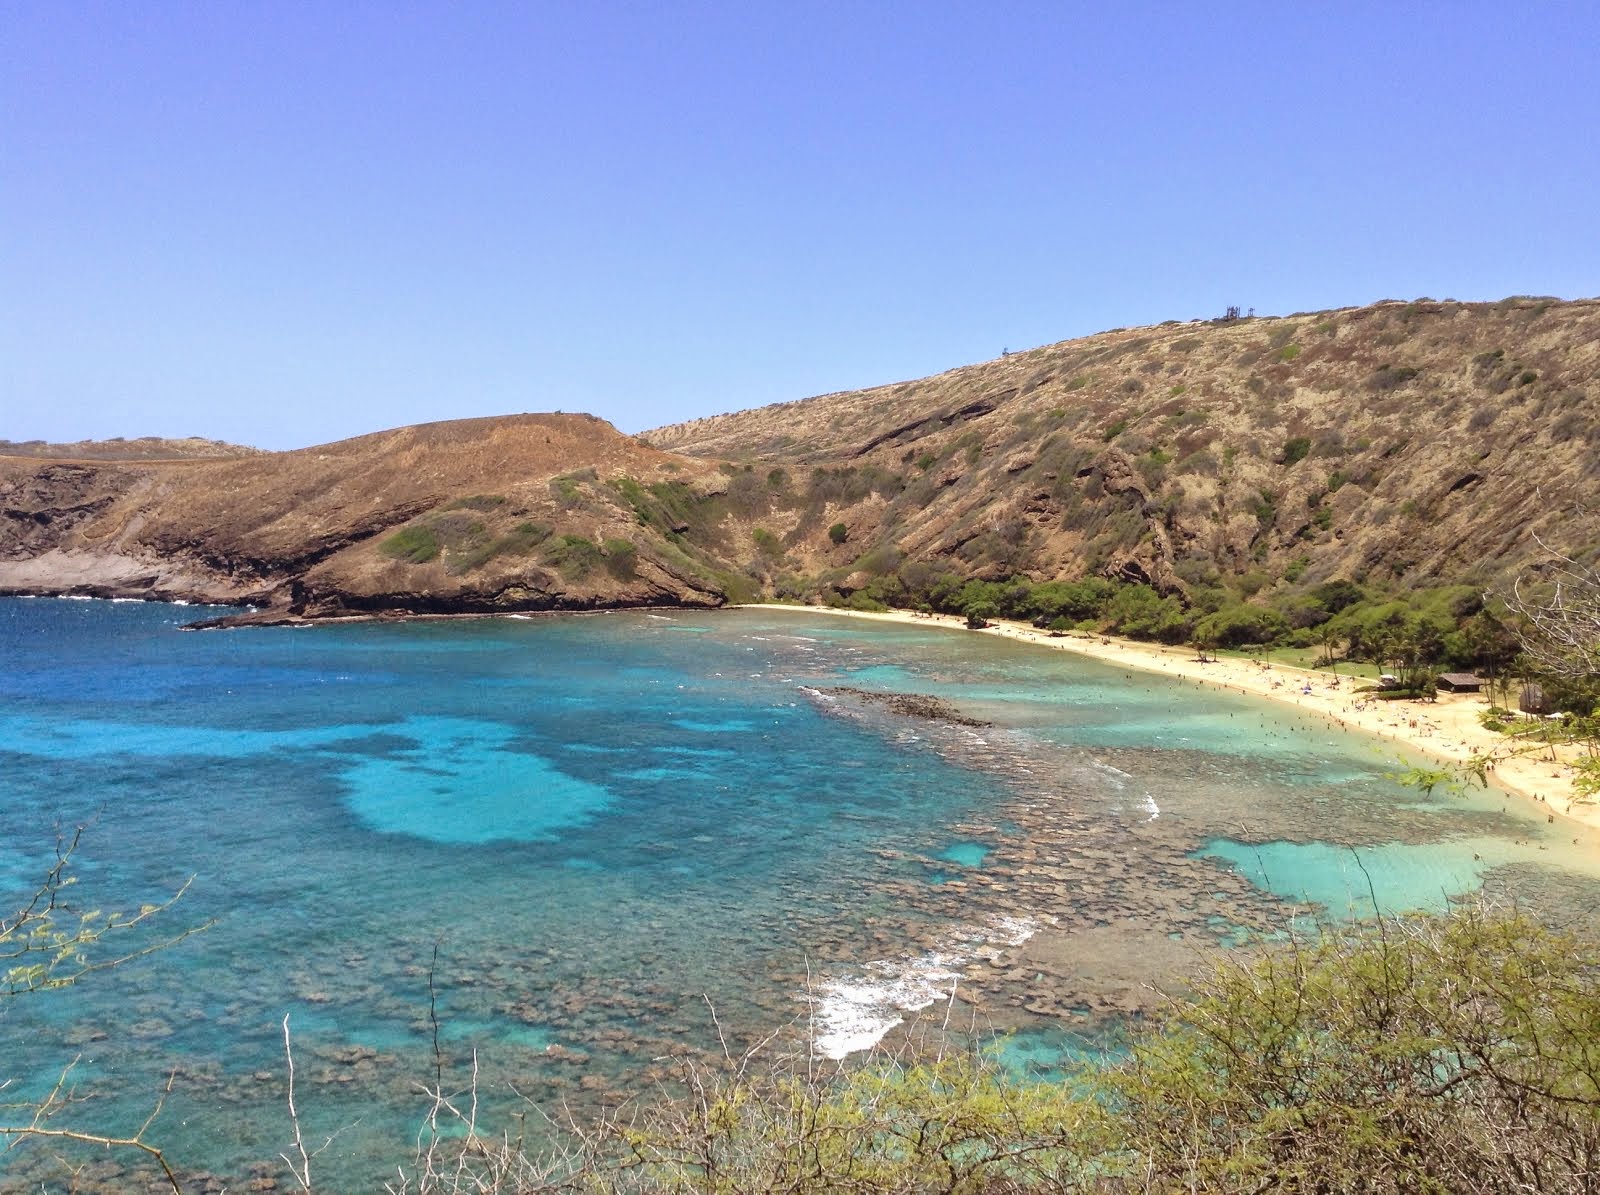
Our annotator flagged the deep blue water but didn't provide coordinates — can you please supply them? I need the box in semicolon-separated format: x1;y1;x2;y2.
3;597;1598;1188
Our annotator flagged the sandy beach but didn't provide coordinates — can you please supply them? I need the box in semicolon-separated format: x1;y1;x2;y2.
742;603;1597;834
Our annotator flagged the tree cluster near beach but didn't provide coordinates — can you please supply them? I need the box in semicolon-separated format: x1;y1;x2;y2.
787;565;1591;704
788;547;1600;797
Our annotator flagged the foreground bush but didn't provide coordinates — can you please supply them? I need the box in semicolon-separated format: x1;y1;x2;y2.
1096;902;1600;1193
394;902;1600;1194
11;897;1600;1191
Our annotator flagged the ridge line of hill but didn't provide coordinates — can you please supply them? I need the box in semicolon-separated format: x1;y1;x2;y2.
2;296;1596;627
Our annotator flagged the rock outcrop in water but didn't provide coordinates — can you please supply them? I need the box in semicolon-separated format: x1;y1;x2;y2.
4;297;1599;620
815;686;993;728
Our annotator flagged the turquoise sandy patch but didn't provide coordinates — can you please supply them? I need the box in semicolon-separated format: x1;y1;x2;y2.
1198;838;1493;918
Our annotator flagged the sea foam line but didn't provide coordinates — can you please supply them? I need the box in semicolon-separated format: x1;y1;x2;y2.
807;914;1042;1060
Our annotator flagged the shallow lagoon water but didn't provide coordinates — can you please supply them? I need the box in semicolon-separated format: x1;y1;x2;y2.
1197;837;1496;919
3;598;1599;1188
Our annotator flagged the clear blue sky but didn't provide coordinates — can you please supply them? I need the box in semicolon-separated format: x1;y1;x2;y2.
3;2;1596;450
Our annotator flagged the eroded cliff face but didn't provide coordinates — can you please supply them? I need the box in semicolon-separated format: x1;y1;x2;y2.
4;298;1597;621
648;297;1600;595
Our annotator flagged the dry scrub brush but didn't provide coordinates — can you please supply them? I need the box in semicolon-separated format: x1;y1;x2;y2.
388;902;1600;1195
10;857;1600;1193
1099;902;1600;1192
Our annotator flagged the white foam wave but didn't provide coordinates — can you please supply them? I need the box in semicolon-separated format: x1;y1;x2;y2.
1139;794;1160;821
1086;759;1132;790
808;915;1042;1059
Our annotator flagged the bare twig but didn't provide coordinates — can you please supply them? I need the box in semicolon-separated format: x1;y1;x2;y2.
0;1064;183;1194
282;1013;314;1192
1501;530;1600;681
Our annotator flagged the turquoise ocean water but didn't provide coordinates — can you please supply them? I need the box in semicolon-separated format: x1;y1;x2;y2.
3;597;1598;1187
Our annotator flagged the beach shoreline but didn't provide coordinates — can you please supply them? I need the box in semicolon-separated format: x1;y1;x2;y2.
736;602;1596;834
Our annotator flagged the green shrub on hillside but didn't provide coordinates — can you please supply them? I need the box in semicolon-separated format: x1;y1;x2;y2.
552;470;597;504
1370;364;1421;391
1311;578;1365;613
443;522;553;575
856;544;903;575
377;526;440;564
444;494;506;512
544;534;604;579
504;522;552;551
1281;435;1312;465
602;538;637;580
1249;488;1279;527
808;466;904;506
1174;448;1218;476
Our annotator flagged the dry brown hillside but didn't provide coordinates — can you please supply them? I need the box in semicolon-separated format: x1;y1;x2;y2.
648;297;1600;597
0;436;263;460
0;414;743;618
3;297;1596;622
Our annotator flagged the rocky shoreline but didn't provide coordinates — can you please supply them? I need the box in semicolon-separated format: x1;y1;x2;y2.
0;588;727;630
